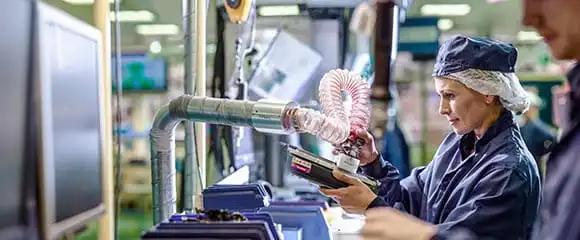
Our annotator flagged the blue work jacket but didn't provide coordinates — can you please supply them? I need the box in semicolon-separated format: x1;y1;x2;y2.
362;110;541;240
520;119;557;161
532;63;580;240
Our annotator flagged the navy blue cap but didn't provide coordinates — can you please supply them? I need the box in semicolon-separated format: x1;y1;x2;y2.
432;35;518;76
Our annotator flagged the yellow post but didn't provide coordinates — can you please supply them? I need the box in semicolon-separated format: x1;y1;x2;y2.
194;0;207;197
93;0;115;239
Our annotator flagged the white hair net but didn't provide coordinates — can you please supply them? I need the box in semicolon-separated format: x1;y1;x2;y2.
526;91;544;107
446;69;531;114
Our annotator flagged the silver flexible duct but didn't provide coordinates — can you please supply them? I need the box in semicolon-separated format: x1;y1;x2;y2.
150;95;299;223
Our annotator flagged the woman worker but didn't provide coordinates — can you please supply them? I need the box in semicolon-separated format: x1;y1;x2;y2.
320;35;541;240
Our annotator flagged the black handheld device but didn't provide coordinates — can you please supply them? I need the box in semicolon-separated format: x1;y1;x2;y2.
284;144;380;193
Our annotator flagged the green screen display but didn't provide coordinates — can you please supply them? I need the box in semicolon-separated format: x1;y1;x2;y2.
111;53;168;91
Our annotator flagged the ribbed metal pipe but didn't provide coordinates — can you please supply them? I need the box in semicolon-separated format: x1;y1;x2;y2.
149;95;299;224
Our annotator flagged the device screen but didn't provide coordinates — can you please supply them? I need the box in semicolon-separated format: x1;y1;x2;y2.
45;22;103;222
0;0;32;231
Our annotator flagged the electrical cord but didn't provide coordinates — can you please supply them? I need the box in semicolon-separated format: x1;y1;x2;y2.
25;0;40;237
112;0;123;239
210;6;229;178
228;5;257;172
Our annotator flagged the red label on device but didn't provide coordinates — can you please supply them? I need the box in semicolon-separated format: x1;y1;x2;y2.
291;163;311;174
291;158;312;174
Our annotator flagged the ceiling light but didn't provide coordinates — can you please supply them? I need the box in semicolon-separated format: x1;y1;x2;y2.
62;0;116;4
517;31;543;41
437;19;454;31
258;5;300;16
421;4;471;16
136;24;180;36
149;41;162;54
110;10;155;22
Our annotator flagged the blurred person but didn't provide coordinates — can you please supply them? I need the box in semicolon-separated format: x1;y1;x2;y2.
375;74;411;177
358;0;580;239
518;91;557;180
524;0;580;239
552;80;571;138
321;35;540;240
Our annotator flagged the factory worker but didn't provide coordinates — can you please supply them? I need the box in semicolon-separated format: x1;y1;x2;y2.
320;35;541;240
518;90;557;182
524;0;580;239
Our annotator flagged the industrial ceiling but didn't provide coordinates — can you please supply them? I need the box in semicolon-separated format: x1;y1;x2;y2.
42;0;538;51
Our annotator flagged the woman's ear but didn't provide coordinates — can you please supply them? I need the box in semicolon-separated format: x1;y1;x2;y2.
484;95;496;105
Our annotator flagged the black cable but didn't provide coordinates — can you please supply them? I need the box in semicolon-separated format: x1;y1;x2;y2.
209;5;221;177
25;0;40;237
213;7;228;176
216;8;227;98
112;0;123;239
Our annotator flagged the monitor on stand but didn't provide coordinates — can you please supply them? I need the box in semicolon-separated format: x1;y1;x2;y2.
0;0;39;239
111;52;169;93
36;3;105;239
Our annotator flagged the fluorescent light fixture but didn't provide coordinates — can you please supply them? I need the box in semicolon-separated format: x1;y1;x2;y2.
421;4;471;16
177;44;216;54
136;24;180;36
149;41;162;54
110;10;155;22
62;0;115;4
437;19;454;31
517;31;543;41
258;5;300;16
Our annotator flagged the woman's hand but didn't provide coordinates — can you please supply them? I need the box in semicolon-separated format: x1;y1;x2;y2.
361;207;436;240
332;129;379;166
319;170;377;214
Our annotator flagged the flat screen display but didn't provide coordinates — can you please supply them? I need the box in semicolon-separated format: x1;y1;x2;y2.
44;17;103;223
111;53;168;91
0;0;32;233
248;29;322;101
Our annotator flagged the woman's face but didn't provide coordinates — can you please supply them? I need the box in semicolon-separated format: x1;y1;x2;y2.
434;77;494;135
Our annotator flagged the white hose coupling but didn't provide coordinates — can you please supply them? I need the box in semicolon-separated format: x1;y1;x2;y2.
336;154;360;174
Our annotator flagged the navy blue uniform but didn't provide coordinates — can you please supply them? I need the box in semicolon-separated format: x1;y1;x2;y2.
363;110;541;240
532;64;580;240
520;119;557;161
380;121;411;177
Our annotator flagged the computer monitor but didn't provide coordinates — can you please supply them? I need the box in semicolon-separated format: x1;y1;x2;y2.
36;3;105;239
0;0;39;239
247;28;322;101
111;52;168;92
